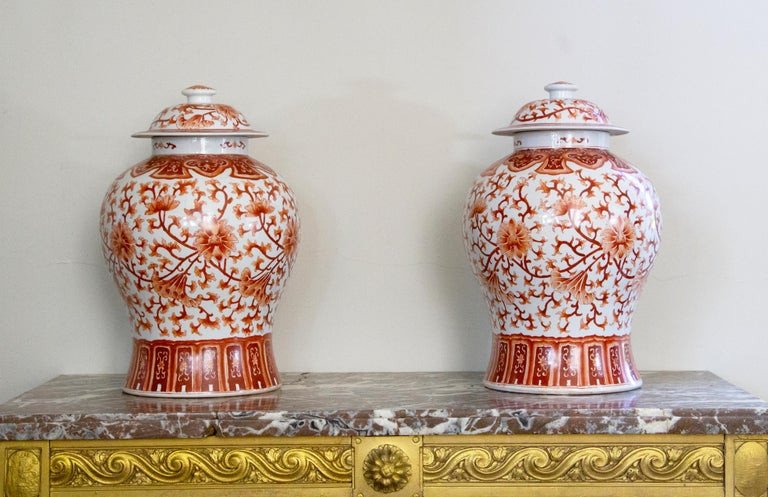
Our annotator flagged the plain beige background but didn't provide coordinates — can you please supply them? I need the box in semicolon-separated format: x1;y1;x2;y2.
1;0;767;402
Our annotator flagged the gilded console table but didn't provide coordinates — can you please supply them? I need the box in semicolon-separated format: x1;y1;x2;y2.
1;371;767;497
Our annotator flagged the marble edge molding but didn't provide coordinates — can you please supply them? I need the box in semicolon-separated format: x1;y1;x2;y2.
213;413;768;437
0;372;766;440
3;414;765;441
0;419;217;441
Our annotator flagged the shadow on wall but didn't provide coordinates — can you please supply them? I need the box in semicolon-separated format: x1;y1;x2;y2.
268;80;489;371
426;164;492;370
619;144;719;374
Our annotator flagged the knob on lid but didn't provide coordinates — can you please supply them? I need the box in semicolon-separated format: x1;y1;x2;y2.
493;82;628;136
132;85;267;138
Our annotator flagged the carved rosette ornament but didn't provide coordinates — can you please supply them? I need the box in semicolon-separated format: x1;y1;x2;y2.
100;86;299;397
362;444;412;493
463;82;661;394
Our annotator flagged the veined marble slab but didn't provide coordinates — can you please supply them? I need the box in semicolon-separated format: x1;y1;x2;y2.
0;371;765;440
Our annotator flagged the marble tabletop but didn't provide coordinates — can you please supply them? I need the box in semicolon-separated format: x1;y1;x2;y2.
0;371;766;440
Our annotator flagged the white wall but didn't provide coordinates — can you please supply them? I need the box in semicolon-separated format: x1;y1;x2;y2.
1;0;767;402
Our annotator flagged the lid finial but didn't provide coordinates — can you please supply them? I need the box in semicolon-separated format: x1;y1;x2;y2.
544;81;578;100
181;85;216;104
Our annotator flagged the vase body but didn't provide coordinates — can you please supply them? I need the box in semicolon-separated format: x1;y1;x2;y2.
463;83;661;394
100;86;298;397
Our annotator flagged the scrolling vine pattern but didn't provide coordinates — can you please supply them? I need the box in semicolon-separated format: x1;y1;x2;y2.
513;99;609;125
50;446;353;486
101;155;298;339
423;445;723;483
464;148;660;337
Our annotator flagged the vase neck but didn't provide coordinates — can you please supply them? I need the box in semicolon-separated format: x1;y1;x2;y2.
513;130;610;150
150;136;250;156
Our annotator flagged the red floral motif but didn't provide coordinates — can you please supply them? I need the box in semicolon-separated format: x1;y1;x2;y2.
151;272;199;308
551;268;593;305
469;198;487;218
482;272;507;299
145;194;180;215
599;217;636;260
130;155;276;180
552;194;586;216
497;219;532;259
281;219;299;259
513;99;609;124
464;148;660;339
110;222;136;261
195;219;237;262
239;267;271;303
101;154;299;339
243;197;274;217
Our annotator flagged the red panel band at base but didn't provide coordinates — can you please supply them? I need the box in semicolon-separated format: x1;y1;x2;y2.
124;334;279;397
485;333;640;393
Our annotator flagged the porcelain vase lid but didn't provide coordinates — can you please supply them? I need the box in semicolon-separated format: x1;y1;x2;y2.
493;82;628;136
132;85;267;138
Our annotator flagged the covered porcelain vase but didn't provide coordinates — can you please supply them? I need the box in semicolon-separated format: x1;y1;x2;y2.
100;86;299;397
463;82;661;394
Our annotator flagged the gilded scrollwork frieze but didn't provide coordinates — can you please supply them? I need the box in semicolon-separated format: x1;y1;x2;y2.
50;445;353;487
422;444;724;484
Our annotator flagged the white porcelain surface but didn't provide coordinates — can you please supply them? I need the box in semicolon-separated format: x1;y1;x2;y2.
101;86;298;397
464;83;661;394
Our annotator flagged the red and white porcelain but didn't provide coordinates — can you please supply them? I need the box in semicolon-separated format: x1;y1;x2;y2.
100;86;299;397
463;82;661;394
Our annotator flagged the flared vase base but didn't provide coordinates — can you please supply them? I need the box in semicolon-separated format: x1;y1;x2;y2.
485;333;641;395
123;334;280;398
